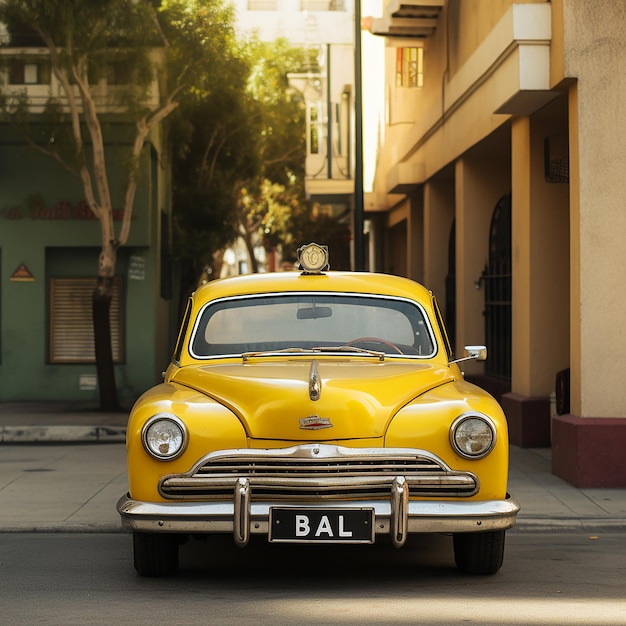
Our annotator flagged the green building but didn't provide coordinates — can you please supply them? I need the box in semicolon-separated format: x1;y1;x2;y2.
0;119;175;406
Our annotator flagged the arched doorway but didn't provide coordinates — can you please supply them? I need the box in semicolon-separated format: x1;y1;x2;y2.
445;220;456;351
481;193;512;380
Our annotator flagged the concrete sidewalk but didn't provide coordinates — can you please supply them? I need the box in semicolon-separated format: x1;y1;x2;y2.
0;403;625;533
0;402;128;444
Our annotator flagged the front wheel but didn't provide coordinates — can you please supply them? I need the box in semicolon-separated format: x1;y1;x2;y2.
133;531;180;577
453;530;506;575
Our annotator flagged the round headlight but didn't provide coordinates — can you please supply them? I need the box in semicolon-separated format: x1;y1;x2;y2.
450;413;496;459
142;414;187;460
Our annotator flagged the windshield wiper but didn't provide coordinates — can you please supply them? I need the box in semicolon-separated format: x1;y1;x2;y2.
242;347;309;361
242;346;385;362
313;345;385;359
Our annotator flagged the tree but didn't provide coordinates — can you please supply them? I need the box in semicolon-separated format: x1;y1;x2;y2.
234;39;354;273
235;38;309;270
0;0;239;409
168;37;253;301
236;176;300;272
170;36;311;285
288;204;352;270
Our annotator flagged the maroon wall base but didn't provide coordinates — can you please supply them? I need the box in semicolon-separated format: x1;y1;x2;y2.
552;414;626;488
501;392;551;448
465;375;511;404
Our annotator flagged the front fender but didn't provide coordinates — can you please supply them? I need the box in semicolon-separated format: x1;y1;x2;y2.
385;380;509;500
126;383;247;502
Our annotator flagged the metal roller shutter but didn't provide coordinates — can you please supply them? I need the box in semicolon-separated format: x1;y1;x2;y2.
50;277;124;363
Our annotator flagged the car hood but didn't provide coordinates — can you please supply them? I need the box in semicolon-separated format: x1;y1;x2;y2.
172;360;454;440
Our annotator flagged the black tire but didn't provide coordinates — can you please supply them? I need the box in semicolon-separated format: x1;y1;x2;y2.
453;530;506;575
133;531;179;577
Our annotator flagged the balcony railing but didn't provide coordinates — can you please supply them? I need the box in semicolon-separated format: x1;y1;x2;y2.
0;48;161;113
247;0;277;9
301;1;346;10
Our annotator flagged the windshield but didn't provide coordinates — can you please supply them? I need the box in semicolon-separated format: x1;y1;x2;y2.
189;292;437;359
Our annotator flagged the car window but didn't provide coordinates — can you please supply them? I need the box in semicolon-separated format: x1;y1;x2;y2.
173;298;193;364
432;295;453;359
189;293;436;358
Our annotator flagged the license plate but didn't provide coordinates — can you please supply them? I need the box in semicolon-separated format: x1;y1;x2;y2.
269;507;374;543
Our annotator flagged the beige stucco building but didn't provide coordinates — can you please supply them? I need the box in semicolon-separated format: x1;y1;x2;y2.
365;0;626;487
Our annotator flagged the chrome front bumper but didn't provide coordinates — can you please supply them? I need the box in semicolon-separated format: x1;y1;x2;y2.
117;483;520;548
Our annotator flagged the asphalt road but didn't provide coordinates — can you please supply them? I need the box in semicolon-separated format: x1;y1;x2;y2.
2;531;625;625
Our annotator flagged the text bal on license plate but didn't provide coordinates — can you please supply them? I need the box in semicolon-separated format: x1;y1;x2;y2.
269;508;374;543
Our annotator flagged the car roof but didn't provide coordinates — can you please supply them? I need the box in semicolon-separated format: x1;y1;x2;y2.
192;270;434;305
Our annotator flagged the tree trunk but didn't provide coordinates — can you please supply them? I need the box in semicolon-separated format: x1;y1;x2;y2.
242;233;259;273
93;276;120;411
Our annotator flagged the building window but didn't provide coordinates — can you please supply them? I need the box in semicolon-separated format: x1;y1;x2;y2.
106;61;134;85
309;105;319;154
248;0;277;9
49;277;124;364
87;61;130;86
8;59;51;85
308;102;325;155
395;47;423;88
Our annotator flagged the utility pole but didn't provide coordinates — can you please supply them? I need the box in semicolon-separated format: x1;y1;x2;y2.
353;0;365;271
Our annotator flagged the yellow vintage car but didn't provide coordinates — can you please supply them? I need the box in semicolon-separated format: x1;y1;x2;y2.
117;243;519;577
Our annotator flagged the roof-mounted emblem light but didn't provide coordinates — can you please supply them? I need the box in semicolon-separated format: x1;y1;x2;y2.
297;243;330;274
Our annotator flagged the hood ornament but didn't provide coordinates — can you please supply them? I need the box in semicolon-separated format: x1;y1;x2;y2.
309;359;321;401
300;415;333;430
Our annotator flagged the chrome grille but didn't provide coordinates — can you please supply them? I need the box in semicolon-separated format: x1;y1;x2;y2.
159;445;479;500
196;456;444;475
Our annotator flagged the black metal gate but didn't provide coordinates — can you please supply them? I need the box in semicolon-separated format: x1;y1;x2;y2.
481;194;512;380
445;220;456;351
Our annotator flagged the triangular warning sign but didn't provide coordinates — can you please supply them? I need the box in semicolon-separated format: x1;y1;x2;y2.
10;263;35;282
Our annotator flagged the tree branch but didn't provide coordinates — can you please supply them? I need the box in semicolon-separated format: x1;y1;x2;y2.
35;25;104;222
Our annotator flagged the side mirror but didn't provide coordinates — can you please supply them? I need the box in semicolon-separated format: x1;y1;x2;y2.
464;345;487;361
449;345;487;365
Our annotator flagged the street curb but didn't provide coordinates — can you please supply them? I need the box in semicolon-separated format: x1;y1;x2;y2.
0;425;126;443
512;518;626;532
0;523;126;533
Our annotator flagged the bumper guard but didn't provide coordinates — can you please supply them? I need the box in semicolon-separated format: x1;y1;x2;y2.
117;481;519;548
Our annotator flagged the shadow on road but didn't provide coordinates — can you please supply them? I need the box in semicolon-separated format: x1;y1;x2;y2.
176;533;458;582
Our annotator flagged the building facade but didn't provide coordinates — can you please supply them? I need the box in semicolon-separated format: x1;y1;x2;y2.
365;0;626;487
0;45;174;406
